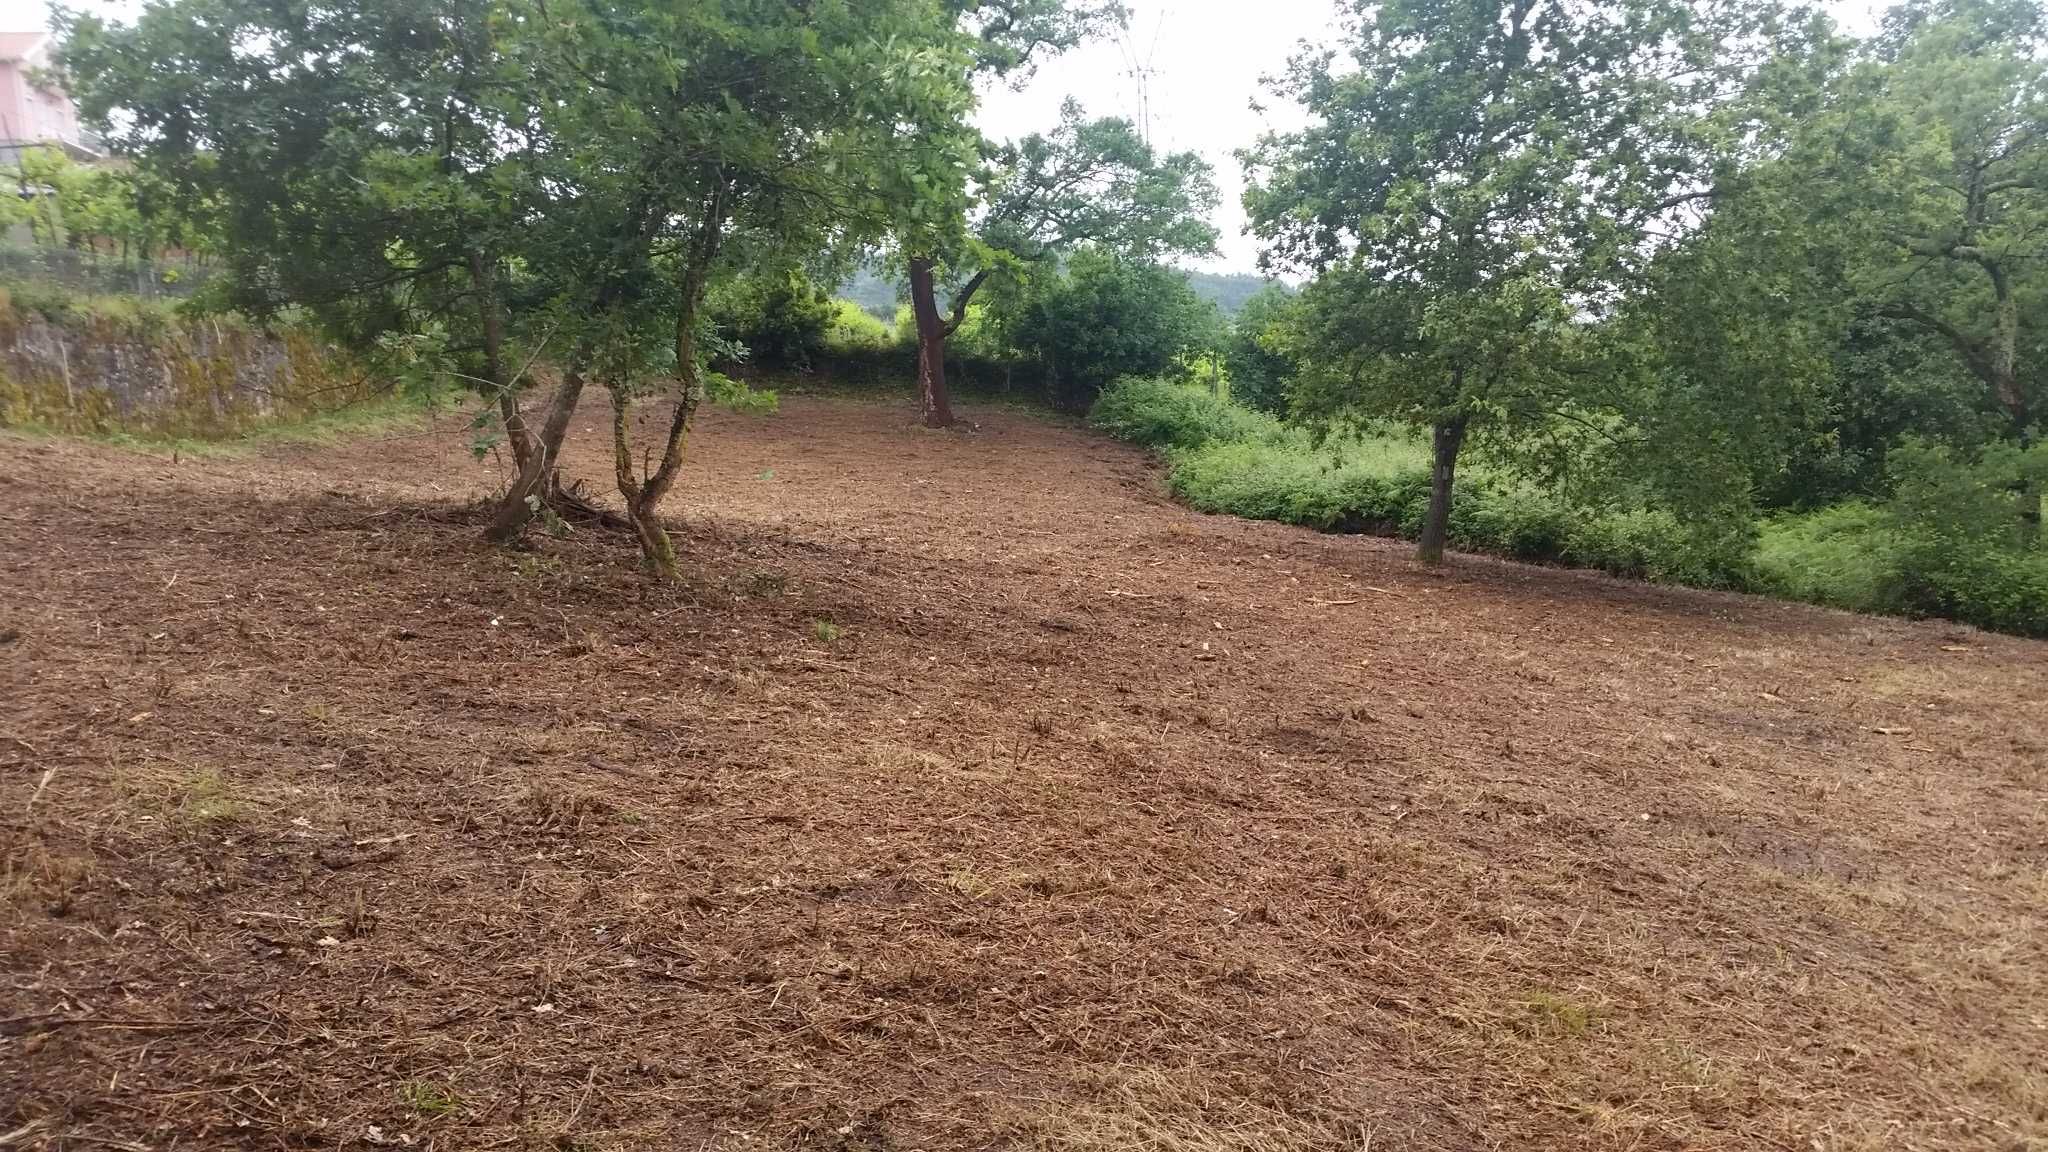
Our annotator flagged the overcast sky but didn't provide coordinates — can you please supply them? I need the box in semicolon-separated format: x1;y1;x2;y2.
7;0;1888;273
981;0;1885;272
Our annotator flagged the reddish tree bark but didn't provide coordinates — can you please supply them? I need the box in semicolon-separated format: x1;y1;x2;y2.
907;257;955;428
906;259;992;429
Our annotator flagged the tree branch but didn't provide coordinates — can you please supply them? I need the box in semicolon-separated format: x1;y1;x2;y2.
941;268;991;337
1878;302;1995;382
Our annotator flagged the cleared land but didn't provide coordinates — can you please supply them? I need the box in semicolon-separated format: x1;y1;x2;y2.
3;396;2045;1151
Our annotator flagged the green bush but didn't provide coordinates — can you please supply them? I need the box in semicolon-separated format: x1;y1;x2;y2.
1011;251;1222;411
1900;546;2048;636
822;298;892;352
704;371;779;416
0;279;193;334
706;270;837;368
1754;504;1910;612
1089;376;1282;451
1757;502;2048;636
1559;508;1753;588
1450;487;1572;562
1171;434;1425;528
1090;373;2048;630
1224;283;1299;416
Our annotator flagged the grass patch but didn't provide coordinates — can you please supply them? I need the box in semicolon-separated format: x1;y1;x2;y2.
3;386;439;458
173;766;246;826
811;618;842;643
1522;991;1598;1037
399;1079;460;1116
942;866;998;900
94;390;439;458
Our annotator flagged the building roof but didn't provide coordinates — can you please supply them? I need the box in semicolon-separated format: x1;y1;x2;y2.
0;32;49;64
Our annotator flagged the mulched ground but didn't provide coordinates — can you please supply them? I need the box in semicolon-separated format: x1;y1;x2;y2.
2;394;2044;1152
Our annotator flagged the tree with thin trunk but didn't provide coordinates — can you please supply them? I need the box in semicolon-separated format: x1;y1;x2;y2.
479;0;981;573
63;0;984;574
902;99;1218;426
1242;0;1796;564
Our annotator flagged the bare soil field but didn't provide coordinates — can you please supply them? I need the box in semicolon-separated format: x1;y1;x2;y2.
3;395;2045;1151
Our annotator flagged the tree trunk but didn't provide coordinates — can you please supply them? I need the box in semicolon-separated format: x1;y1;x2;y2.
1417;414;1470;566
480;184;665;546
608;381;677;577
484;348;588;543
469;248;532;473
908;257;954;428
1989;278;2027;436
605;184;726;577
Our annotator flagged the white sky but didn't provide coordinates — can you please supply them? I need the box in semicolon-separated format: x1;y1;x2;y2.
7;0;1888;273
976;0;1886;272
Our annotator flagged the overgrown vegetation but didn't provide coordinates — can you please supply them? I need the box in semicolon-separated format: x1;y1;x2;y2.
1095;378;2048;634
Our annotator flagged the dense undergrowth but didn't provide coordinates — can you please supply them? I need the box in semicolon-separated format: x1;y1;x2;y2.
1091;377;2048;637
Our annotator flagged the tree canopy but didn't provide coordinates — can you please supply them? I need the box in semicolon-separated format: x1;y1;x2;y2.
1244;0;1831;562
58;0;986;573
899;97;1219;426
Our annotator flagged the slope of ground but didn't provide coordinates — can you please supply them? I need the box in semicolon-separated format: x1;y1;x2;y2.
3;396;2044;1151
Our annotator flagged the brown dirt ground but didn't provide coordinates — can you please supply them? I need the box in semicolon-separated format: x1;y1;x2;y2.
2;394;2045;1152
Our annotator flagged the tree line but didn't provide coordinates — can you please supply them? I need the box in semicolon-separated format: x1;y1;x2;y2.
52;0;1218;575
1236;0;2043;566
46;0;2045;588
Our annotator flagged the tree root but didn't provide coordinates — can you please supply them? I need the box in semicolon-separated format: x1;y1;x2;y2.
545;476;636;533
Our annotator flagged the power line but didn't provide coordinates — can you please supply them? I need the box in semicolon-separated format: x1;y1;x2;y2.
1114;5;1169;148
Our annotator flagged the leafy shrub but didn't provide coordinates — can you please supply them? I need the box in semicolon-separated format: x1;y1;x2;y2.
0;280;191;334
705;372;779;416
1450;486;1575;563
1754;503;1909;612
706;270;836;368
1757;480;2048;637
1011;250;1222;411
1089;376;1281;450
822;298;892;352
1224;283;1299;416
1899;546;2048;637
1173;436;1426;528
1559;508;1754;588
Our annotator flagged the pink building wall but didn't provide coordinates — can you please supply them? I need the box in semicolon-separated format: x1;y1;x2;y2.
0;32;96;162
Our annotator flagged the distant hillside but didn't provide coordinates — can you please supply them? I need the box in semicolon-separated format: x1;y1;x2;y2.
836;264;1282;320
1184;271;1282;316
839;265;901;321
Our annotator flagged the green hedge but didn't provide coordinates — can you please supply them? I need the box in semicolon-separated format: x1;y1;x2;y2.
729;342;1051;403
1088;375;1285;450
1090;376;2046;635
